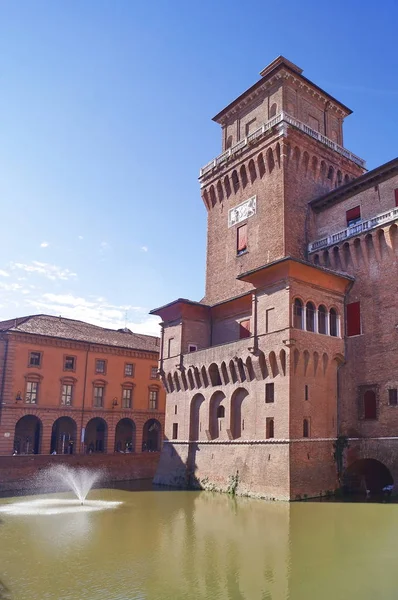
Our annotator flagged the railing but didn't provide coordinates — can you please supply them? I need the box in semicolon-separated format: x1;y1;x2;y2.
199;111;366;177
308;207;398;253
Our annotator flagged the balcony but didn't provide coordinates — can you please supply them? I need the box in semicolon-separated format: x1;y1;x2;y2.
199;111;366;178
308;207;398;253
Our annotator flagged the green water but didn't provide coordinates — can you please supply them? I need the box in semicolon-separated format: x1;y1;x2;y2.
0;486;397;600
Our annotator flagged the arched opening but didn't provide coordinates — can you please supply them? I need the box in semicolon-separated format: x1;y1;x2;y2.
173;372;181;392
224;175;232;198
258;351;267;379
194;367;201;388
320;160;327;179
329;308;338;337
189;393;205;441
311;156;318;178
167;373;174;393
364;390;377;419
232;170;239;193
293;298;304;329
84;417;108;453
318;305;327;334
226;135;232;149
267;148;275;173
306;302;316;332
114;418;136;453
221;361;229;384
246;356;255;381
303;151;309;173
314;253;320;265
209;391;226;439
327;166;334;182
344;459;393;495
237;358;246;382
209;363;222;386
336;170;342;186
269;351;279;378
216;180;224;203
344;173;350;184
50;417;77;454
229;359;238;384
240;164;248;188
187;369;195;390
269;102;277;118
14;415;42;455
142;419;161;452
293;146;300;167
230;388;249;439
279;349;286;376
257;153;266;177
248;159;257;183
209;185;216;207
275;142;281;166
201;366;209;387
323;249;330;267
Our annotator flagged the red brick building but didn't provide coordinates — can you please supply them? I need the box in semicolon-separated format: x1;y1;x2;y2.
151;56;398;499
0;315;165;457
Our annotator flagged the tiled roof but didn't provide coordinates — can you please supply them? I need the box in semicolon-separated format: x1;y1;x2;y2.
0;314;160;353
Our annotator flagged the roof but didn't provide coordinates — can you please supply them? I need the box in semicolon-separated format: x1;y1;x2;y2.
310;156;398;211
212;55;352;123
0;314;160;353
237;256;355;282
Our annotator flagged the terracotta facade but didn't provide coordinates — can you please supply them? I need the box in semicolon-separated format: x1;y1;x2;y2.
152;56;398;499
0;315;165;458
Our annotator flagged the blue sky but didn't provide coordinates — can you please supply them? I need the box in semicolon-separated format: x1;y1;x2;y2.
0;0;397;335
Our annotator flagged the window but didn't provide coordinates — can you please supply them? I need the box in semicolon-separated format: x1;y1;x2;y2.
174;404;178;415
124;363;134;377
265;383;274;403
95;359;106;374
29;352;41;367
149;388;158;410
346;206;361;227
188;344;197;353
237;224;247;255
239;319;251;339
266;418;274;439
25;381;38;404
167;338;174;358
346;302;361;337
388;389;398;406
329;308;338;337
61;384;73;405
93;386;104;407
305;385;309;401
265;308;275;333
122;387;132;409
306;302;316;332
318;305;327;334
293;299;303;329
172;423;178;440
395;189;398;207
217;405;225;418
363;390;377;419
64;356;75;371
245;118;257;136
150;366;158;379
303;418;310;438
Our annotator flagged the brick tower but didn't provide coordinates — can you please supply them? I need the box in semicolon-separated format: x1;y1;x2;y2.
151;57;370;500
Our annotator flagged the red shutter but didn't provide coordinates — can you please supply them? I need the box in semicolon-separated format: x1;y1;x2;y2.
346;302;361;336
239;319;251;339
237;224;247;253
346;206;361;225
395;189;398;207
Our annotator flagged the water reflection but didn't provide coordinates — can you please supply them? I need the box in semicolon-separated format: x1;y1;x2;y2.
1;489;398;599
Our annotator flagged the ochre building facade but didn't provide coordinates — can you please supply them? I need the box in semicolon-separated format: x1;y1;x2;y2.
152;56;398;500
0;315;165;457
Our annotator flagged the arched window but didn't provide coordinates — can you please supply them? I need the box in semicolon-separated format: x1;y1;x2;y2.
364;391;377;420
232;170;239;193
303;418;310;438
306;302;316;332
318;305;327;335
329;308;338;337
293;298;303;329
269;103;277;118
217;405;225;418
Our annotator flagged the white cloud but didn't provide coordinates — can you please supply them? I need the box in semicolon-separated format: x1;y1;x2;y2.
0;270;9;277
78;236;84;240
0;282;23;292
140;246;148;253
25;292;160;336
40;242;49;248
100;241;110;249
11;261;77;281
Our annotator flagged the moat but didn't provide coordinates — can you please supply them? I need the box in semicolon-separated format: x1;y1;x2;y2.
0;482;397;600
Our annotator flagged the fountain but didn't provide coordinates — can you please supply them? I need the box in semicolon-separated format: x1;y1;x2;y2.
0;465;122;516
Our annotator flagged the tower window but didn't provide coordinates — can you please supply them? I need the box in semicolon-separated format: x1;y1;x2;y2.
318;305;327;334
266;418;274;439
217;405;225;418
363;390;377;419
172;423;178;440
346;206;361;227
305;385;309;401
329;308;338;337
237;224;247;255
265;383;274;403
388;389;397;406
303;418;310;438
346;302;361;337
293;299;303;329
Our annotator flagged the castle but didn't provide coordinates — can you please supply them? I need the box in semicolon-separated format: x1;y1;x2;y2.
151;57;398;500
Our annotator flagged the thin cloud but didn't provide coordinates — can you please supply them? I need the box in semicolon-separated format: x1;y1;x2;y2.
0;270;9;277
140;246;148;253
40;242;49;248
11;261;77;281
78;236;84;240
